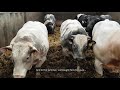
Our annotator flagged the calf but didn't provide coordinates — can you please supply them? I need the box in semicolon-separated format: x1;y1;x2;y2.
44;14;56;34
92;19;120;76
60;19;95;60
0;21;49;78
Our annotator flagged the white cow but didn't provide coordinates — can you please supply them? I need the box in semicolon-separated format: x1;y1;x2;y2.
92;19;120;76
60;19;95;60
0;21;49;78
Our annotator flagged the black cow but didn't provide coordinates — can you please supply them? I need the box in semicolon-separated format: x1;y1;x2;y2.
75;14;109;38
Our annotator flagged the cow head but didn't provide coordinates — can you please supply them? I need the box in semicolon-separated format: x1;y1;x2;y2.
45;21;54;34
44;14;56;22
0;45;12;58
78;14;88;27
0;43;40;78
68;34;96;60
12;43;40;78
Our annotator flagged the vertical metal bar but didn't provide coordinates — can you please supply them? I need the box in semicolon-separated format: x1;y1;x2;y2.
24;12;26;23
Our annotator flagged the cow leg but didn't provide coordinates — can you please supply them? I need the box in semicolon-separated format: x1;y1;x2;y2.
94;58;103;76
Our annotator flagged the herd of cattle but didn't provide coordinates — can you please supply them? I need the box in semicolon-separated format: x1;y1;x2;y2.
0;13;120;78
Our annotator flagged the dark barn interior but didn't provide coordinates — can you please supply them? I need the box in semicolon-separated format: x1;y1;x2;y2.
0;12;120;78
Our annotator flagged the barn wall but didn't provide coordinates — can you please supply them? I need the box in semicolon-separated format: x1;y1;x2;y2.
107;12;120;21
0;12;120;47
43;12;120;25
44;12;105;21
0;12;25;47
25;12;44;22
43;12;106;26
0;12;44;47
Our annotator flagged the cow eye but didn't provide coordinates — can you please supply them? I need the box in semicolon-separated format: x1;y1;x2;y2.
26;56;29;60
73;44;76;48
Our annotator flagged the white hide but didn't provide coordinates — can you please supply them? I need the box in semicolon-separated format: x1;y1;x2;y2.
10;21;49;78
11;21;49;49
92;19;120;76
60;19;85;41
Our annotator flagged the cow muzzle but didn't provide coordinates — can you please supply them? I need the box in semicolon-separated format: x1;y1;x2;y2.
13;75;25;78
13;68;27;78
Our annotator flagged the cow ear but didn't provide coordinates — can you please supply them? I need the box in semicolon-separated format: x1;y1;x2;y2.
92;40;96;45
0;46;12;57
69;35;75;44
29;46;39;54
0;46;12;52
29;46;40;65
87;38;96;48
29;46;40;60
0;46;12;59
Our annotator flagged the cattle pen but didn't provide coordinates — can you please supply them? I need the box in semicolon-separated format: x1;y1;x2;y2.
0;12;120;78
